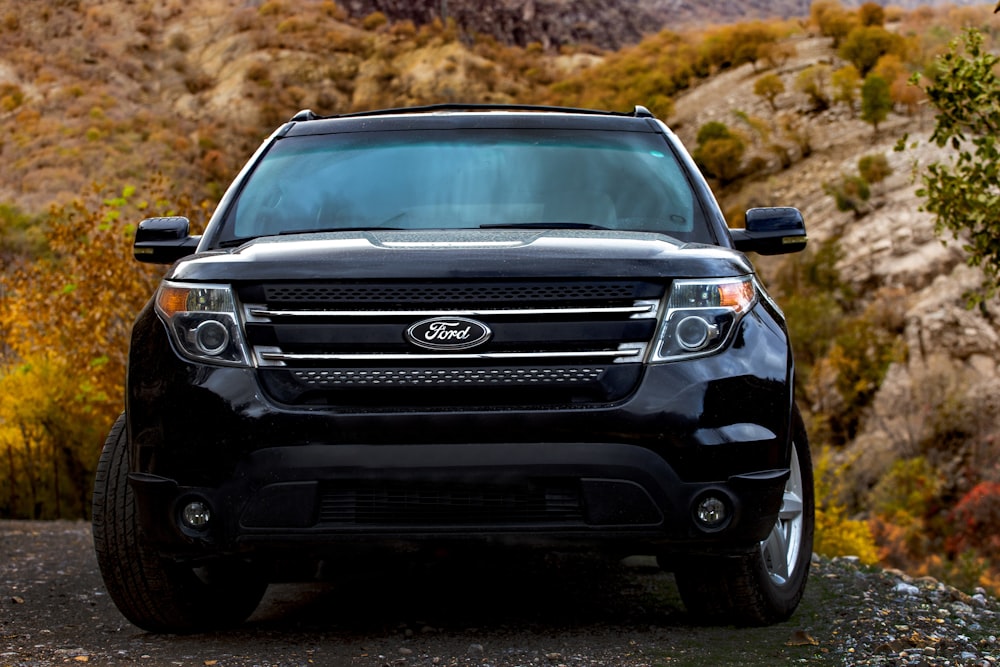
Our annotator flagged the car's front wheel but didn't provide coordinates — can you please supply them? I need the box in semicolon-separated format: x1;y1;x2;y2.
672;406;814;626
92;413;268;633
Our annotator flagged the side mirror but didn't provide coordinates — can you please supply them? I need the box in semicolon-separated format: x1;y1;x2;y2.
729;207;807;256
133;217;201;264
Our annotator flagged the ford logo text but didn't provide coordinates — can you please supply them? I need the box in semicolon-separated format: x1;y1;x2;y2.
405;317;492;351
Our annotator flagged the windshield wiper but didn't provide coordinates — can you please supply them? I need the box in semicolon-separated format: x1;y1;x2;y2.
478;222;609;230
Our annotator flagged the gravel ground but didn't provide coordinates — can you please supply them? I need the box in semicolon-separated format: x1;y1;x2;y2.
0;520;997;666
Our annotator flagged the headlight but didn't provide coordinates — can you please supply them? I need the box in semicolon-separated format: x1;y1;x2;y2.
154;282;251;367
649;276;757;362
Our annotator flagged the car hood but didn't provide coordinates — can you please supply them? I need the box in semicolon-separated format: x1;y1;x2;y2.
168;229;753;282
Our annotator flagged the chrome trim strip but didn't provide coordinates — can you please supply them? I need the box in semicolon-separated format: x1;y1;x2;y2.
257;349;642;363
248;304;654;318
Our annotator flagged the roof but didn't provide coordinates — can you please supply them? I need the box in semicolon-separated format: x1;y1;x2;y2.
280;104;662;137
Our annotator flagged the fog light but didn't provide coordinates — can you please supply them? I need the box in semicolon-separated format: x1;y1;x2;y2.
182;501;211;528
695;495;728;528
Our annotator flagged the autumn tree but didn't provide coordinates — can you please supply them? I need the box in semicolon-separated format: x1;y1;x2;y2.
871;53;920;114
811;0;857;48
891;71;925;116
758;40;796;69
839;26;903;77
693;121;746;185
947;482;1000;566
546;29;693;119
696;21;781;73
858;2;885;27
860;74;891;136
795;64;831;112
912;29;1000;303
0;355;103;518
0;203;46;269
831;64;861;116
753;72;784;111
0;182;206;518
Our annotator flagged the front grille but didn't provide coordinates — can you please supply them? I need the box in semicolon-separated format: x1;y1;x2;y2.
293;366;605;387
262;281;645;306
319;481;583;526
239;279;664;406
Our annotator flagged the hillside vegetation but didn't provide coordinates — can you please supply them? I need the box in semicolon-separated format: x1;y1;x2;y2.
1;0;999;595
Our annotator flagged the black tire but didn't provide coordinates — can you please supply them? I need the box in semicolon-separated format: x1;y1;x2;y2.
92;413;267;633
673;405;815;626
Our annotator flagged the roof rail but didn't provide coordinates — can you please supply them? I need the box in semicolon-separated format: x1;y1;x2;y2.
289;109;320;122
326;103;655;120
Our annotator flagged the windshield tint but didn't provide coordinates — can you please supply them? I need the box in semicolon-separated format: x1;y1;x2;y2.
221;128;714;244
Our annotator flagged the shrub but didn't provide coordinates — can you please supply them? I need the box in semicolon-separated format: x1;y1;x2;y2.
813;446;880;563
831;64;861;114
868;456;950;575
795;64;831;111
693;122;746;185
696;21;781;72
168;31;191;52
257;1;288;17
362;11;388;31
753;73;784;110
811;0;857;48
858;153;892;185
814;291;905;444
319;1;347;20
858;2;885;27
277;17;314;34
0;83;24;111
696;121;732;144
860;74;891;135
0;203;46;260
946;482;1000;562
184;71;213;94
825;173;871;216
758;41;796;69
839;26;903;77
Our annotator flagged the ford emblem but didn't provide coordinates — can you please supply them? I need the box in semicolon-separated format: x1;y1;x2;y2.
406;317;492;351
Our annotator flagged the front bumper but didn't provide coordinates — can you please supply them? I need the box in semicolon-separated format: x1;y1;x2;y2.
130;440;789;559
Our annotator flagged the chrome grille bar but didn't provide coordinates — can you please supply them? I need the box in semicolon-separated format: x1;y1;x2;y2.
247;304;655;319
257;348;642;364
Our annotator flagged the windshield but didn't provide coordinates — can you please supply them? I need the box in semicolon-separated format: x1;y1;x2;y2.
220;128;714;244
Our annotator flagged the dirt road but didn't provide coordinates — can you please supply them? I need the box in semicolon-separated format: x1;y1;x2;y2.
1;520;997;666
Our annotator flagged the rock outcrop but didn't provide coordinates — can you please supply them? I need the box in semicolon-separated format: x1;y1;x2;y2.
342;0;664;50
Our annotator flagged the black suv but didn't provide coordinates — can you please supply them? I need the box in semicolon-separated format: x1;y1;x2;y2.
93;104;814;632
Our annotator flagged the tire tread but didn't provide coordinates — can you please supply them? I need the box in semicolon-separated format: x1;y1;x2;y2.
92;414;266;633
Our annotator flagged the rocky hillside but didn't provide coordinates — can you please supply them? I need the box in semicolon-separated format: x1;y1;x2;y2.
341;0;991;48
669;32;1000;513
340;0;660;50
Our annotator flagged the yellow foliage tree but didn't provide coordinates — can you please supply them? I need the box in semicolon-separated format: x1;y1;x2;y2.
0;182;207;518
0;355;102;518
812;446;879;564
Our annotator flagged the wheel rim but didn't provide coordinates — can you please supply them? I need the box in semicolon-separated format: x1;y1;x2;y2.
760;441;805;587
